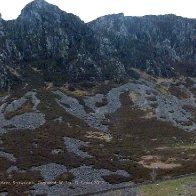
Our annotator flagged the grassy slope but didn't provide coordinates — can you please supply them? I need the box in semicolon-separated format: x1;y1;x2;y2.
139;175;196;196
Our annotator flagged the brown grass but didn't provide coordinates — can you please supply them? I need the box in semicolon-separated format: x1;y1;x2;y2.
129;91;139;102
4;101;34;120
60;85;90;97
84;131;112;142
1;75;196;194
169;86;189;99
138;155;181;169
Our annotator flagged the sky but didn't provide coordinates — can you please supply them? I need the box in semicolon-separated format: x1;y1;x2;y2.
0;0;195;22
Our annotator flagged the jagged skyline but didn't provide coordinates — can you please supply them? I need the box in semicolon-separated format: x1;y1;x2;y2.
0;0;195;22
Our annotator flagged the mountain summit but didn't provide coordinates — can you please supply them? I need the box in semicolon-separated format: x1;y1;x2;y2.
0;0;195;90
18;0;63;21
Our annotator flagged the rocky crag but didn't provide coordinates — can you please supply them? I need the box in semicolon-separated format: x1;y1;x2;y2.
0;0;195;90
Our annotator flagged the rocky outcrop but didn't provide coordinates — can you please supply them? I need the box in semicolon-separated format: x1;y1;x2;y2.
0;0;195;90
89;14;196;77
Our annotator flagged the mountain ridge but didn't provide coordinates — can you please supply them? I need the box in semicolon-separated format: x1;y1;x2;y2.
0;2;196;194
0;0;195;90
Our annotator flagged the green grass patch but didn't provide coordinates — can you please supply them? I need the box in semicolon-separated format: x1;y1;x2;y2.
139;175;196;196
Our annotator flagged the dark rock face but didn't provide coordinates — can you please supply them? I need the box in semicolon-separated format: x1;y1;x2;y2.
0;0;195;90
89;13;196;77
1;0;103;85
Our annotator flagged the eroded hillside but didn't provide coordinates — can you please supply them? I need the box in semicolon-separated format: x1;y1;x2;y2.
0;69;195;195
